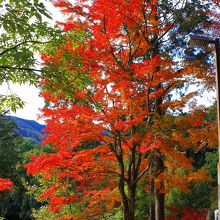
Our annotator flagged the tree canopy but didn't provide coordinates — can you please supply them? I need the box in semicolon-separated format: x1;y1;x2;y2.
25;0;218;219
0;0;60;112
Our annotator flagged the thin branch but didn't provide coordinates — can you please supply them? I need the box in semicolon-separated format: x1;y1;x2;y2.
211;0;220;7
135;153;142;177
136;164;150;182
154;0;187;48
0;40;51;56
0;66;41;75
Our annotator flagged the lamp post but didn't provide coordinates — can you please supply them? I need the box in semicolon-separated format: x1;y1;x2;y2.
188;35;220;219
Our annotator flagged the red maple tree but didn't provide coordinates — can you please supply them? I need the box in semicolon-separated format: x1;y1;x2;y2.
25;0;216;219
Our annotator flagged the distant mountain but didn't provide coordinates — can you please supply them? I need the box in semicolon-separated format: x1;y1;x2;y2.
8;116;46;143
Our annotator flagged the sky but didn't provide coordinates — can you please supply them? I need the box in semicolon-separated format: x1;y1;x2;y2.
1;83;45;123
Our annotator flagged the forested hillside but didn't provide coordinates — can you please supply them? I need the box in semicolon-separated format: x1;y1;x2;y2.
9;116;45;143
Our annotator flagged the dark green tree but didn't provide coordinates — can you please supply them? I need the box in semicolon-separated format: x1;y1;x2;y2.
0;114;43;219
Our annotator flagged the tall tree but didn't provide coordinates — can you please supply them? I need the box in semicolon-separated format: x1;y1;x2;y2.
25;0;217;219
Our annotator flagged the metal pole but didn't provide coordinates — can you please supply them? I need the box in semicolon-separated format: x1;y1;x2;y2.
214;39;220;220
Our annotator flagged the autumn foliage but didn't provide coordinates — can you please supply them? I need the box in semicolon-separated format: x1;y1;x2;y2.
166;206;208;220
25;0;217;219
0;178;13;192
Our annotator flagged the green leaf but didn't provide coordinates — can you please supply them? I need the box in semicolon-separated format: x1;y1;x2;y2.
38;9;53;20
34;12;42;22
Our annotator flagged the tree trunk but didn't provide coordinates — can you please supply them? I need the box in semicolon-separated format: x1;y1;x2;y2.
119;179;137;220
150;180;155;220
155;190;165;220
120;186;131;220
124;210;132;220
128;185;136;220
118;167;135;220
118;176;131;220
154;155;165;220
